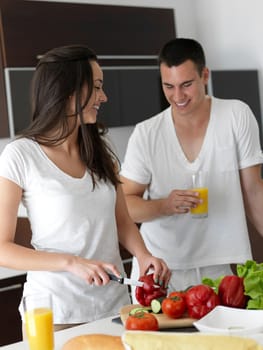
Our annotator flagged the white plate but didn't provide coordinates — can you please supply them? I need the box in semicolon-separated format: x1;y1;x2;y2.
193;306;263;335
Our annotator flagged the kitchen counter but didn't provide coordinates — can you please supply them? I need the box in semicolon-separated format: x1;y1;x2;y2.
1;315;263;350
0;316;124;350
0;268;26;281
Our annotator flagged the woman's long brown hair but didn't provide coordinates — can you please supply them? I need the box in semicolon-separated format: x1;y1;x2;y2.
18;44;120;189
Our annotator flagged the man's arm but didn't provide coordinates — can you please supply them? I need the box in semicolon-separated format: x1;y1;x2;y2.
240;164;263;236
120;175;200;223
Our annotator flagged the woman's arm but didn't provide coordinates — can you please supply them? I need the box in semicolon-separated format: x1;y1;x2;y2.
115;182;171;286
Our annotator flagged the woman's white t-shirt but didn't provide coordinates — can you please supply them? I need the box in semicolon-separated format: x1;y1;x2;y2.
0;138;130;323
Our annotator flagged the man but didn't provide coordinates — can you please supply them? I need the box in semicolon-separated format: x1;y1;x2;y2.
120;38;263;299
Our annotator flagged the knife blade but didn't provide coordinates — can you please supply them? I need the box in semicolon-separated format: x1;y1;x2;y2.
108;273;144;287
108;273;160;288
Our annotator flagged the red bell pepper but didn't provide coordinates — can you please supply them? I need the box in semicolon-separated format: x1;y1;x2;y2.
185;284;220;319
135;273;167;306
218;275;246;308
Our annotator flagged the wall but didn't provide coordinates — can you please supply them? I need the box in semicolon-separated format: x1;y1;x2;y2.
193;0;263;121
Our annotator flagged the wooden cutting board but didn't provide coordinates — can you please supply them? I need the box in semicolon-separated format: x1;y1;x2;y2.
120;304;196;329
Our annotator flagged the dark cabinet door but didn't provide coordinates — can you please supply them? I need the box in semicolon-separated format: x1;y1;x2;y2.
0;0;175;67
0;274;26;346
99;68;169;127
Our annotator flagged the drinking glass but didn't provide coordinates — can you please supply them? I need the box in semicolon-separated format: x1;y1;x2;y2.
23;293;54;350
190;171;208;218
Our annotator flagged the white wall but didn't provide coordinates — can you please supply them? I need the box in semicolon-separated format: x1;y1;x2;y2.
193;0;263;118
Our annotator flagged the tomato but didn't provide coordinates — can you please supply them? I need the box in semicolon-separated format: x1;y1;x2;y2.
162;295;186;319
168;291;186;300
125;311;159;331
185;284;220;319
218;275;247;308
135;273;167;306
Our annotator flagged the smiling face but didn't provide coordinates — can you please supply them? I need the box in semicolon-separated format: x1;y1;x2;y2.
68;60;107;125
160;59;209;118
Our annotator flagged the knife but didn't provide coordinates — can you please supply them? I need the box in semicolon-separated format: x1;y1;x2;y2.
108;273;160;288
108;273;144;287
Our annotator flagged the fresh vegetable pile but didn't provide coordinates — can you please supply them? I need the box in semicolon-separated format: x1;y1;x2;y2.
126;260;263;330
203;260;263;310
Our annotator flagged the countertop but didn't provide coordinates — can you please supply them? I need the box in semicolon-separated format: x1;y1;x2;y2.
1;315;263;350
0;267;26;281
0;316;124;350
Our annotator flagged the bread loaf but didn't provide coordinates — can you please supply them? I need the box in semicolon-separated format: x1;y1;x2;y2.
62;334;125;350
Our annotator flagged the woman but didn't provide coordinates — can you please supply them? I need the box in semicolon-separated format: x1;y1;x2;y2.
0;45;170;331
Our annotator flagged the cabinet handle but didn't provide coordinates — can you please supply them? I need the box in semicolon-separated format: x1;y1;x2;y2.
0;283;22;292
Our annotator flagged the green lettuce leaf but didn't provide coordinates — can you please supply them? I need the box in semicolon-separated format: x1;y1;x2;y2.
237;260;263;309
202;276;224;294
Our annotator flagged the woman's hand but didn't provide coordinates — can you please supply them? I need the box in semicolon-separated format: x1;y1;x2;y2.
137;253;171;289
66;255;121;286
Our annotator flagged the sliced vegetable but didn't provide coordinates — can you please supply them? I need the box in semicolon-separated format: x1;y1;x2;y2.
151;297;165;314
129;307;151;316
135;273;167;306
185;284;220;319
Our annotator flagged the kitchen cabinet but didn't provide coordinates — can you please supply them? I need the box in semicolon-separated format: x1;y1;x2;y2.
0;217;33;346
99;68;169;127
210;70;263;147
0;0;175;137
0;274;26;346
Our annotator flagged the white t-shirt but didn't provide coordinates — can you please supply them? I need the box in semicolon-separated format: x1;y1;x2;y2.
0;138;130;323
121;97;263;270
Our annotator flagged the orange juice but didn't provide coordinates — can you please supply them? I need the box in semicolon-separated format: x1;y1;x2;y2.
191;187;208;217
25;307;54;350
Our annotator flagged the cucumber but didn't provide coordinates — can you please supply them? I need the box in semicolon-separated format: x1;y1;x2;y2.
151;297;165;314
129;306;151;316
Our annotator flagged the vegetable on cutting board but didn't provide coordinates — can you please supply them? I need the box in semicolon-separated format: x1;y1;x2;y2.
150;297;166;314
125;311;159;331
161;294;186;319
129;307;151;316
135;273;167;306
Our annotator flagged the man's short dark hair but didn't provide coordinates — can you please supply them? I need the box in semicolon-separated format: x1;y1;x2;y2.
158;38;206;76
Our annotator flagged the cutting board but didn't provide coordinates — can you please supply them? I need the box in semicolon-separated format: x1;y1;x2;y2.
120;304;196;329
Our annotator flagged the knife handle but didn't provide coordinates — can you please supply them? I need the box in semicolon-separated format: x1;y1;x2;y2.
108;273;123;284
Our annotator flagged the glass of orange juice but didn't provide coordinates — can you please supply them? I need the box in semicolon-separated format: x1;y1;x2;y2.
190;171;208;218
23;293;54;350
